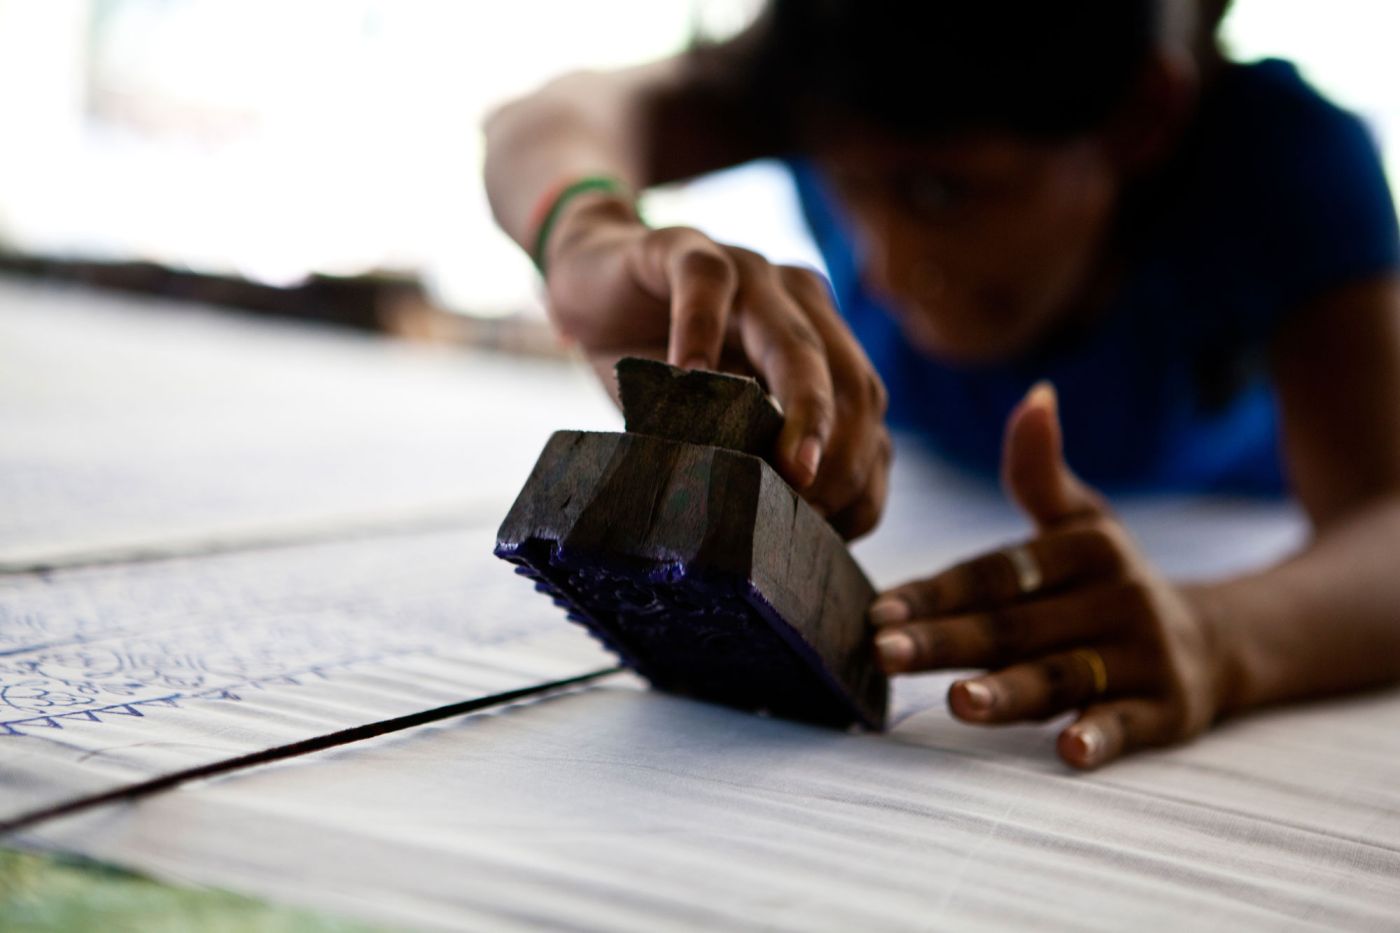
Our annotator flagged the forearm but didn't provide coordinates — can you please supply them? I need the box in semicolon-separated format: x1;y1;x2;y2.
482;67;652;250
482;44;776;252
1188;494;1400;715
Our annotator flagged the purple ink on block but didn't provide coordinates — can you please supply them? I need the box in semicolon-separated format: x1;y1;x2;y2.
494;358;888;730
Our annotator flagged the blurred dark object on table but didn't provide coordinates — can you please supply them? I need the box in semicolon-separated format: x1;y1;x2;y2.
0;250;563;357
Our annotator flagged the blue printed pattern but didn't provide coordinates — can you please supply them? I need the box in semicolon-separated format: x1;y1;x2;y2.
0;534;567;736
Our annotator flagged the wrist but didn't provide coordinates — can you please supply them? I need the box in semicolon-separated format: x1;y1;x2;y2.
528;175;641;274
1179;581;1251;719
544;192;642;272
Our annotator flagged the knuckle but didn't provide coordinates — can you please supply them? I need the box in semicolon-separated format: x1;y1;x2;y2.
905;624;939;666
779;314;825;354
810;456;868;516
866;370;890;416
1078;524;1117;556
1074;526;1132;578
832;499;880;540
784;381;836;425
1153;705;1190;745
965;553;1018;604
1113;580;1157;619
648;224;699;250
983;674;1016;711
1040;657;1080;711
1110;706;1139;747
901;576;943;617
827;349;886;418
1097;521;1134;556
675;246;734;285
758;323;827;381
855;499;884;538
977;608;1027;664
725;245;765;268
1118;611;1156;643
832;468;888;540
778;264;831;300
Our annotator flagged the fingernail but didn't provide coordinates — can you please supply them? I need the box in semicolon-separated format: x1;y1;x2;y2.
960;680;994;712
1027;380;1057;413
796;437;822;484
868;597;910;626
682;356;709;371
1068;725;1101;762
875;630;914;671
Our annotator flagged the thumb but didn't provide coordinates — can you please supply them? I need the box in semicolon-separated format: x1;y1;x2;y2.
1001;382;1105;529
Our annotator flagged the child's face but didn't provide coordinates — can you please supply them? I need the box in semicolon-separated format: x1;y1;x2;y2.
819;131;1121;363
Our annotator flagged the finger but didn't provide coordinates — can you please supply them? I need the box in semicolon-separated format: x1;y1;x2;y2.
948;645;1153;725
634;227;737;371
1058;699;1179;770
873;582;1137;673
868;524;1130;624
781;265;891;521
1001;382;1107;530
730;252;835;489
828;428;892;540
802;420;870;522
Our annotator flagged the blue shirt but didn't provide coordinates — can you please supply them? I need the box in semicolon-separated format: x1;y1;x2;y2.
789;60;1400;495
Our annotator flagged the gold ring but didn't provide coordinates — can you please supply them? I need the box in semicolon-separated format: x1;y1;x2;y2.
1072;648;1109;697
1002;544;1042;595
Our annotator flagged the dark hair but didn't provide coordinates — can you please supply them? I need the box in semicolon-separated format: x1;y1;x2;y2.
695;0;1225;146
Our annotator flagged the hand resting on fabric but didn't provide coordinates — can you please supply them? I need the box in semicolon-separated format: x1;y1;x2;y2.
870;384;1232;770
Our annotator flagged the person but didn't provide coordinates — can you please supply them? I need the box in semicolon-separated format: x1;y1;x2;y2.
483;0;1400;768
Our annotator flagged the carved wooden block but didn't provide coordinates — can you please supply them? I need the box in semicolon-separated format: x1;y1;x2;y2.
495;358;887;730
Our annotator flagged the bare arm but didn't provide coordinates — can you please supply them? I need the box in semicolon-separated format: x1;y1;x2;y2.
867;277;1400;768
479;39;894;540
1194;275;1400;711
482;46;776;250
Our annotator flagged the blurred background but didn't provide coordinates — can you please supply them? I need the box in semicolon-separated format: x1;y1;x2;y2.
0;0;1396;349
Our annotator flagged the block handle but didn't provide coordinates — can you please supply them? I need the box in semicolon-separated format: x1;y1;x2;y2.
615;357;783;460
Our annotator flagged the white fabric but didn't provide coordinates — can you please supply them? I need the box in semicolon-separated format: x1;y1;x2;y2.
6;279;1395;931
0;280;617;820
23;678;1400;931
0;527;613;819
0;279;617;570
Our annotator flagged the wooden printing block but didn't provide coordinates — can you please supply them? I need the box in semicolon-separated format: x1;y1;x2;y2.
494;358;888;730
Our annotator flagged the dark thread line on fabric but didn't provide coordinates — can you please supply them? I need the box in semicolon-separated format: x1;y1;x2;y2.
0;666;621;836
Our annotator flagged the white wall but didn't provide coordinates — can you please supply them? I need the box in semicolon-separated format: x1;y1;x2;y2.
0;1;1393;320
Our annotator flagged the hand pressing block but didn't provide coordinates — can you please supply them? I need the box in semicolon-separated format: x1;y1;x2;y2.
494;358;888;730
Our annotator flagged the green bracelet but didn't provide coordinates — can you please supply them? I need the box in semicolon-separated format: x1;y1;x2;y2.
530;175;632;275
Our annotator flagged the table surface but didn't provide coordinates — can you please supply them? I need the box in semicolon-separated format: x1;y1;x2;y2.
1;278;1396;931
